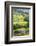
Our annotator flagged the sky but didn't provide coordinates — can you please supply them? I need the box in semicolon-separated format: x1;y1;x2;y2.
13;7;31;14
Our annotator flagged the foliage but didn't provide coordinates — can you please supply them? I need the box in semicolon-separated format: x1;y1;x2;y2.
13;9;29;36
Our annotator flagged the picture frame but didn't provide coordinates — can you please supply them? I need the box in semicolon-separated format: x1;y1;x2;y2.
5;1;35;44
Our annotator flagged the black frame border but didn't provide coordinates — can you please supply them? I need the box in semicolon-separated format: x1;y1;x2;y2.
5;1;35;44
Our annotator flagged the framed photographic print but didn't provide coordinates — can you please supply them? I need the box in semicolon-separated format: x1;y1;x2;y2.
5;1;35;44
